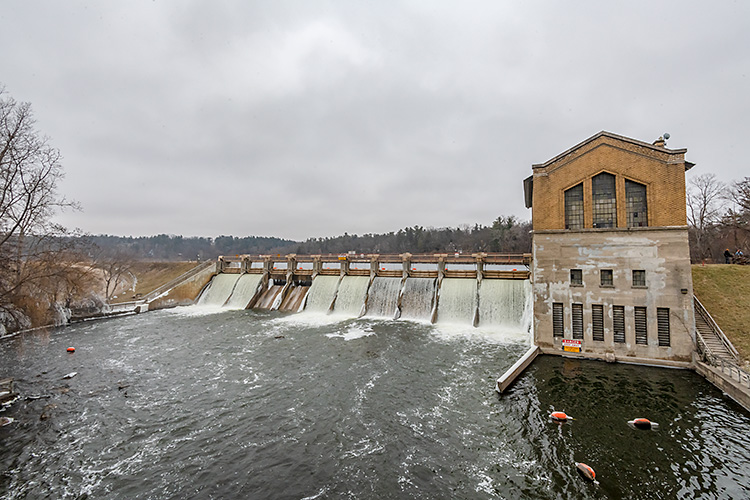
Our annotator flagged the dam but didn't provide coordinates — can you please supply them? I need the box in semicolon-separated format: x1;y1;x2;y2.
196;252;532;329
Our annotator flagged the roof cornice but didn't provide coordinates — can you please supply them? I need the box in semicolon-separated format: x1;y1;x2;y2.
532;130;688;170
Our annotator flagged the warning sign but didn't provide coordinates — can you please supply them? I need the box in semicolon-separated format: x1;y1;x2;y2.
562;339;581;353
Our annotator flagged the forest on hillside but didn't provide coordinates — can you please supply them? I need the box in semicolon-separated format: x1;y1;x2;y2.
87;215;532;261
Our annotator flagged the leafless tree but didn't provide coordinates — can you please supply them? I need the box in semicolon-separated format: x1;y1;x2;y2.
723;177;750;253
686;173;726;261
0;85;83;330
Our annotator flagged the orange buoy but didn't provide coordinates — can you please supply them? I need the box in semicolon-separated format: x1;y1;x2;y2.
550;411;572;422
66;347;75;353
628;418;659;430
575;462;599;484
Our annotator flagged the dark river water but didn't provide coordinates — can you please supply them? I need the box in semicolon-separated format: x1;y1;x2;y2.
1;307;749;499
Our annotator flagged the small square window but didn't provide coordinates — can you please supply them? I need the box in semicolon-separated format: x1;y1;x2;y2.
632;270;646;287
570;269;583;286
600;269;613;287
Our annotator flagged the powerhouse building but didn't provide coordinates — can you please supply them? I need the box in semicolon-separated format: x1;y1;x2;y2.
524;131;695;365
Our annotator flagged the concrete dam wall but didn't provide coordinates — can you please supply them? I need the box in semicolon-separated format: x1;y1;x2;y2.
196;252;532;330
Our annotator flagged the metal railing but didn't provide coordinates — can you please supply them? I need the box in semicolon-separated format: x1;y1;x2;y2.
140;261;214;303
694;296;740;361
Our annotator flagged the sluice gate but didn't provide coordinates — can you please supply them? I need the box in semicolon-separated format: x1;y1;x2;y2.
198;253;532;329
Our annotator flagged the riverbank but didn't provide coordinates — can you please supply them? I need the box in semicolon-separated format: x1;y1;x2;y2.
692;264;750;365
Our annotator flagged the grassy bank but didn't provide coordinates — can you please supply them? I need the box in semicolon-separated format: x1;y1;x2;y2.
110;261;202;303
692;264;750;362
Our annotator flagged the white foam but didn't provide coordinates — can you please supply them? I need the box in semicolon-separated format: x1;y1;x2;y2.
326;325;375;341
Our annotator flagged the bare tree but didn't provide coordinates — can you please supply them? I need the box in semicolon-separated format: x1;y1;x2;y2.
723;177;750;254
96;249;136;300
0;85;82;330
686;173;726;261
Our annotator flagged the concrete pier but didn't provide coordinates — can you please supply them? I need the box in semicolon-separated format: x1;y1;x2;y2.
496;346;540;393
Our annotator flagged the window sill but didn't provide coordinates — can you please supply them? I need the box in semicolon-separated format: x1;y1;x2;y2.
599;285;615;288
632;285;648;289
570;283;584;287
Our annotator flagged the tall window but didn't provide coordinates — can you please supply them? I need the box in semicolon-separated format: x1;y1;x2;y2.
572;303;583;340
592;304;604;341
626;180;648;227
565;183;584;229
553;303;564;337
613;305;625;343
592;173;617;228
635;306;648;345
657;308;670;347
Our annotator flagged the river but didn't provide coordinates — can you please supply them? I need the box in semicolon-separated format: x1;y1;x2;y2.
1;307;749;499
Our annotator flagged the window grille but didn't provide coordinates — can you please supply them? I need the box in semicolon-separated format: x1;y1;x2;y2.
626;180;648;227
592;304;604;341
613;305;625;343
572;303;583;340
592;173;617;228
553;303;564;337
600;269;613;287
635;306;648;345
632;270;646;287
570;269;583;286
657;307;670;347
565;184;584;229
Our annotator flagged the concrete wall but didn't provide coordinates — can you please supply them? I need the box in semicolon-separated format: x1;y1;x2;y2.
532;227;695;362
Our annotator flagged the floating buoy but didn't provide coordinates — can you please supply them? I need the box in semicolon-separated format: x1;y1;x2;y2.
550;411;572;422
66;347;75;353
575;462;599;484
628;418;659;430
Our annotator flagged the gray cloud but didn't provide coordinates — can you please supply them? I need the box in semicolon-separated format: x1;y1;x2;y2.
2;0;748;240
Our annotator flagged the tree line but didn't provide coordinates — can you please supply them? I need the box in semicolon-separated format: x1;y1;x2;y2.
87;217;531;261
687;174;750;263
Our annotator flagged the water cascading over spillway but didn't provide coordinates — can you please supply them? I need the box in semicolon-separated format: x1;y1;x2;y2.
279;285;310;312
478;279;531;329
437;278;478;325
224;274;262;309
364;277;401;319
332;276;370;317
399;278;436;321
197;274;241;306
255;282;284;310
304;276;340;312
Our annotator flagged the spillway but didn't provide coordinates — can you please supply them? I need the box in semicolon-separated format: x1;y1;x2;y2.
332;276;370;317
304;275;340;312
399;278;436;321
255;284;284;310
224;274;262;309
279;285;310;312
197;273;241;306
437;278;478;325
478;279;531;329
364;277;402;319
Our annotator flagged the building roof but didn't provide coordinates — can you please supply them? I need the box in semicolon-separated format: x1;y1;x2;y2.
523;130;693;209
532;130;690;170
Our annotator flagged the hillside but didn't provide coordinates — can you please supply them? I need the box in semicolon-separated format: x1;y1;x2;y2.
692;264;750;362
109;261;203;303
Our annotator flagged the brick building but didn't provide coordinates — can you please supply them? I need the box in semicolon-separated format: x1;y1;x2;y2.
524;131;696;365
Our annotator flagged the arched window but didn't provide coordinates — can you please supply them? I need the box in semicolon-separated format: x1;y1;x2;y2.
625;180;648;227
592;173;616;228
564;183;584;229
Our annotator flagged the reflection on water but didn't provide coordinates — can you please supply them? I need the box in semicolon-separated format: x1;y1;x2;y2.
0;308;749;499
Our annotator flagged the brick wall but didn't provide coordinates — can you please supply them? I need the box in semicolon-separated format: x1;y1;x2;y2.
531;133;689;231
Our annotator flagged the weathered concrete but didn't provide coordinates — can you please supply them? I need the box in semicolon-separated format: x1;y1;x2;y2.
496;346;540;393
532;227;695;363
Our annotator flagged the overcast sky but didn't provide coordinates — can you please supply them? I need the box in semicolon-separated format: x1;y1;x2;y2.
2;1;748;240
